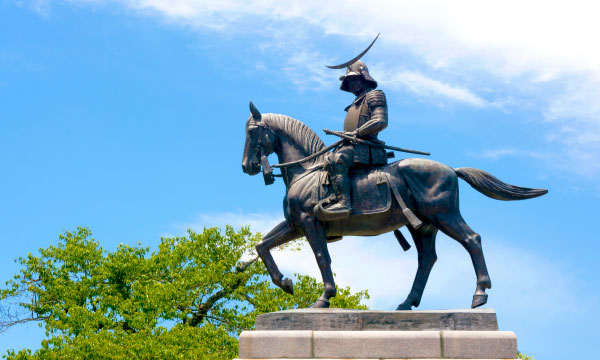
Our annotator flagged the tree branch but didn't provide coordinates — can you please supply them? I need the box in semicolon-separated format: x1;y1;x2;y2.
188;256;258;327
0;316;48;334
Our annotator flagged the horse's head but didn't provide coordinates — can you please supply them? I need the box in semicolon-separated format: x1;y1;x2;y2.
242;101;276;176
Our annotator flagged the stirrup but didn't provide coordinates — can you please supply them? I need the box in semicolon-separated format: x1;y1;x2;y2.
314;200;351;221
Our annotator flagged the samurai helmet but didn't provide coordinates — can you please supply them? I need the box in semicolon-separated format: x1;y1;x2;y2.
339;60;377;92
326;33;380;93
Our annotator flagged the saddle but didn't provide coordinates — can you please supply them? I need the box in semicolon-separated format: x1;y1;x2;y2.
313;165;423;229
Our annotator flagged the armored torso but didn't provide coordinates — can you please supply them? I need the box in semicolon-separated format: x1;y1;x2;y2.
344;94;371;137
343;89;388;165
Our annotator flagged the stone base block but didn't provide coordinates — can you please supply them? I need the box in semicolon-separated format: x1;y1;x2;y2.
238;330;517;359
256;308;498;331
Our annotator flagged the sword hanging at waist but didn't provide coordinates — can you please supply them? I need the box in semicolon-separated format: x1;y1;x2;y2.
323;129;430;156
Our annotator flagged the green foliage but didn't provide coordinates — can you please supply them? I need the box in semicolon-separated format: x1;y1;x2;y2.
1;226;368;359
518;352;535;360
4;325;237;360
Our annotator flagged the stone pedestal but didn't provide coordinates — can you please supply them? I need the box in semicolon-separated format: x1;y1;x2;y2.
236;308;517;359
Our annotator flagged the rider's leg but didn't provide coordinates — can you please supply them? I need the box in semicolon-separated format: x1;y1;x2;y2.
325;146;354;214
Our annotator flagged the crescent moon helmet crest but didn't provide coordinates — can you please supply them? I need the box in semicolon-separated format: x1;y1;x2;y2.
325;33;380;69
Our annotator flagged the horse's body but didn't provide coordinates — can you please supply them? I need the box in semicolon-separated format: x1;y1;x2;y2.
242;107;547;309
285;158;446;238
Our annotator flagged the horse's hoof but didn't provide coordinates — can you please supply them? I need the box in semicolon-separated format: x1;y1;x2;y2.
281;278;294;295
471;294;488;308
311;299;330;308
396;303;412;310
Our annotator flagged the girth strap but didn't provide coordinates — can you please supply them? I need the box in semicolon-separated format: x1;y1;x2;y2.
382;172;423;229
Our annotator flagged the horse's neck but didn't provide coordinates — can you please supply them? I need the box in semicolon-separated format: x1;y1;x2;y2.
273;130;322;188
275;137;311;165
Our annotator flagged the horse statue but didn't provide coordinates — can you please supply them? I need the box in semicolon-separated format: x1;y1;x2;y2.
241;102;547;310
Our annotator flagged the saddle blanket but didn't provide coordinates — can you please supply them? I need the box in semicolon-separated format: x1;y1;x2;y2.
350;169;392;215
317;168;392;215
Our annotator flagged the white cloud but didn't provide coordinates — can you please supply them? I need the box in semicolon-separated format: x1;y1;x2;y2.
468;148;548;161
545;80;600;124
273;234;416;309
542;79;600;175
379;70;487;107
65;1;599;94
14;0;51;15
282;50;336;92
173;211;284;235
90;0;600;80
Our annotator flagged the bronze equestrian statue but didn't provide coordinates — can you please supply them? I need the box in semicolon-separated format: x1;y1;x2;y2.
241;38;547;310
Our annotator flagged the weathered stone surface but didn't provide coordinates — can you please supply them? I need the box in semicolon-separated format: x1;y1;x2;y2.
255;308;498;331
238;330;313;359
237;330;516;359
313;330;441;359
442;331;517;359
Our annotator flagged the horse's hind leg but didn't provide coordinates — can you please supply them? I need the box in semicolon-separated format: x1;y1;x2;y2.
432;212;491;308
397;224;438;310
256;220;302;295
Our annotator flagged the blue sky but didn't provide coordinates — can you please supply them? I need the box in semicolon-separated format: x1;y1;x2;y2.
1;1;599;358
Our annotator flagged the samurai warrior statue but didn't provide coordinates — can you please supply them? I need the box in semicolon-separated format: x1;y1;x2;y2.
320;60;389;220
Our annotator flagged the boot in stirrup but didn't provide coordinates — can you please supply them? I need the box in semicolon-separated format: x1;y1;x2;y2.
317;175;352;221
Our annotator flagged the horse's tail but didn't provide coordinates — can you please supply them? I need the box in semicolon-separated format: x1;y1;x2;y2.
454;167;548;201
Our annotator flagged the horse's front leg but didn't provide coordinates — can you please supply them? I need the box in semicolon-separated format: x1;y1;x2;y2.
256;220;302;295
301;215;336;308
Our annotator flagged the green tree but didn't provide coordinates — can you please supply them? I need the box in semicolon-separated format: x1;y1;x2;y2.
518;352;535;360
0;227;368;359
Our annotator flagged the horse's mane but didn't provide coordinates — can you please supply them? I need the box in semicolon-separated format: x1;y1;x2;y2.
263;113;326;163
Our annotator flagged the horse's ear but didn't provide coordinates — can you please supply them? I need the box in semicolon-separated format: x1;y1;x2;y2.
249;100;262;121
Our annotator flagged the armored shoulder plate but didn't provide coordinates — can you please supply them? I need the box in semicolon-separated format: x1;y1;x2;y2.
365;89;386;108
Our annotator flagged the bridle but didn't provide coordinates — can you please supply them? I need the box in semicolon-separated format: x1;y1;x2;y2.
248;121;273;160
248;119;279;185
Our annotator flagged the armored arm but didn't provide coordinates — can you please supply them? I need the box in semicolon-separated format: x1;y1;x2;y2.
356;90;388;137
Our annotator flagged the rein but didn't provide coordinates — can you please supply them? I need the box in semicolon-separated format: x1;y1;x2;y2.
260;141;341;187
272;139;344;168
